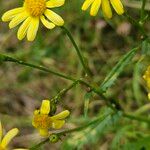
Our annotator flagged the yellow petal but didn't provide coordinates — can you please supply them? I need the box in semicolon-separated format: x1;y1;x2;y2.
51;110;70;120
46;0;65;8
0;121;2;142
110;0;124;15
2;7;24;22
1;128;19;148
34;110;40;115
44;9;64;26
9;11;29;29
52;120;65;129
102;0;112;19
40;15;55;29
17;17;31;40
38;129;49;137
82;0;95;11
27;17;39;41
90;0;101;16
40;100;50;115
148;93;150;100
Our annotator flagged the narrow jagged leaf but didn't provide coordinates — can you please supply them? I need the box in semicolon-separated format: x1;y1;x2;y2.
62;110;122;150
99;47;138;92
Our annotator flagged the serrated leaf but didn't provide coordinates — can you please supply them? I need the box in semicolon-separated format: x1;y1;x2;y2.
61;110;122;150
99;47;138;92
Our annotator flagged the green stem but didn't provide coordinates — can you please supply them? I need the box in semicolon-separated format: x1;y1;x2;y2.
29;139;49;150
123;113;150;124
29;113;111;150
51;80;80;103
0;53;75;81
125;12;147;38
140;0;147;20
61;26;92;76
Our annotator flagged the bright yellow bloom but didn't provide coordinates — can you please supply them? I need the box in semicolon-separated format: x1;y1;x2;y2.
82;0;124;18
143;66;150;100
2;0;65;41
0;121;28;150
32;100;70;137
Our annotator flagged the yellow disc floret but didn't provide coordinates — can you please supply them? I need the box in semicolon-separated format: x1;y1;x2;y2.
33;114;51;129
24;0;46;16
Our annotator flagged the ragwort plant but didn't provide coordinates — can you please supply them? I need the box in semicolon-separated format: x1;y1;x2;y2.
0;0;150;149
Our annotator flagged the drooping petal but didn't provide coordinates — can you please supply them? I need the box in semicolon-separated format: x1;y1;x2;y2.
40;15;55;29
46;0;65;8
40;100;50;115
1;128;19;148
90;0;102;16
38;129;49;137
82;0;95;11
17;17;31;40
9;11;29;29
44;9;64;26
0;121;2;142
102;0;112;19
27;17;39;41
52;120;65;129
110;0;124;15
2;7;24;22
51;110;70;120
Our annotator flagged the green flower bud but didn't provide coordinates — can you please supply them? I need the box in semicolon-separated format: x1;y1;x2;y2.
49;134;59;143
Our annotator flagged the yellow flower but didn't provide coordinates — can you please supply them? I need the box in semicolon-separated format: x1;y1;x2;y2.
82;0;124;18
143;65;150;99
32;100;70;137
0;121;28;150
2;0;65;41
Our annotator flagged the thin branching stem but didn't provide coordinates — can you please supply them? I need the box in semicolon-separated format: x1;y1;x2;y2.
61;26;92;76
29;113;112;150
0;53;76;81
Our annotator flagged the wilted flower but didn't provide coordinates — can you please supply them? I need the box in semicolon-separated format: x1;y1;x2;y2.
82;0;124;18
2;0;65;41
32;100;70;137
143;66;150;99
0;121;28;150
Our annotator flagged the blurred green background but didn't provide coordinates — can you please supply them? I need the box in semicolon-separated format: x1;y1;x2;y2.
0;0;150;149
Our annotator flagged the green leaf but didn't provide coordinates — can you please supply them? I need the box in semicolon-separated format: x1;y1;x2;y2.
84;92;92;118
123;136;150;150
111;125;132;150
142;40;150;55
132;59;143;106
62;109;122;150
99;47;138;92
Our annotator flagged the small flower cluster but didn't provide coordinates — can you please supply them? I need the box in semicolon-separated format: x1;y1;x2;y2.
143;66;150;99
1;0;124;41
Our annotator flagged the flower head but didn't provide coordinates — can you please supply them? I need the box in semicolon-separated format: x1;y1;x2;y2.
82;0;124;18
2;0;65;41
0;121;28;150
32;100;70;137
143;65;150;99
